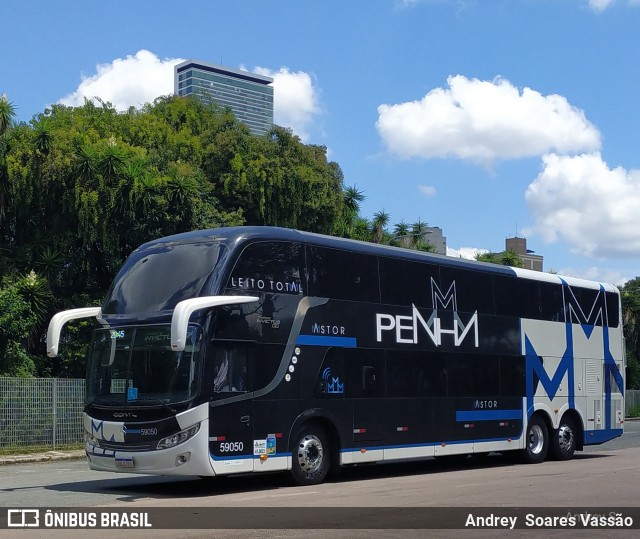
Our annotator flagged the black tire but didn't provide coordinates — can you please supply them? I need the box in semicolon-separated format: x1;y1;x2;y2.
549;415;578;461
290;424;331;486
519;415;549;464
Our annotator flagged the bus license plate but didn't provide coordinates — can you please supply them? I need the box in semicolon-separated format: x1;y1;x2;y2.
115;457;134;468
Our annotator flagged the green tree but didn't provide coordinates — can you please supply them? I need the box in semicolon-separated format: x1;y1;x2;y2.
0;277;38;376
0;95;352;376
392;221;411;248
621;278;640;389
335;185;366;238
0;94;16;136
343;185;365;215
0;94;17;230
475;250;524;268
372;210;390;244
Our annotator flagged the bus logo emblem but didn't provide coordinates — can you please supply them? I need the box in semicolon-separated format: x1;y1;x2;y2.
322;368;344;394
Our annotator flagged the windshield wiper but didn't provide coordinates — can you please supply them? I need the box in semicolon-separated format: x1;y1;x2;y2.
136;397;177;414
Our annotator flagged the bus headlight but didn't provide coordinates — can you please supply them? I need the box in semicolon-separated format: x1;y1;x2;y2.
157;423;200;450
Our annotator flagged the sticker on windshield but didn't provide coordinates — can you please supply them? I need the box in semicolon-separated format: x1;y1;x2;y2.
127;387;138;401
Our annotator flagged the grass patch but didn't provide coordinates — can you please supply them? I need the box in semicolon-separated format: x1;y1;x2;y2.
628;405;640;418
0;443;83;456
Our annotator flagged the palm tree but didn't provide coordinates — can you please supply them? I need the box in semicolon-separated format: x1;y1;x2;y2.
409;218;437;251
33;124;52;156
0;94;16;227
410;218;428;245
393;221;411;248
343;185;365;215
73;145;98;187
0;94;16;136
98;143;127;186
34;246;65;285
16;270;54;325
372;210;390;243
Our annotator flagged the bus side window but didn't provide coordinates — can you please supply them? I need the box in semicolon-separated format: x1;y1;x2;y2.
212;347;248;394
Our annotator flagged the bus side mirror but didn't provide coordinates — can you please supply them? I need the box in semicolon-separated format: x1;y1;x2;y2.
47;307;102;357
171;296;259;351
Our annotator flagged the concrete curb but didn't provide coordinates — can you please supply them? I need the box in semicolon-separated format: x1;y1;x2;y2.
0;450;85;466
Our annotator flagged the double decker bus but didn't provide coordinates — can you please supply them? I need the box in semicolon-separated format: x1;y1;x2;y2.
47;226;625;485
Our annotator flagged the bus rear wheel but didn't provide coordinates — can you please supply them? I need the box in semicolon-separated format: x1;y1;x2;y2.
549;415;578;461
291;425;330;486
519;415;548;464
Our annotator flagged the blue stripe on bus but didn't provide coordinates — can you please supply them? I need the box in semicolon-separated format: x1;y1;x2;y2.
296;335;357;347
455;409;522;422
209;452;290;461
583;428;623;445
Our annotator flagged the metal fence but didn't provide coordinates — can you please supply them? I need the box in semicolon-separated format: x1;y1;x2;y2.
0;377;85;451
0;378;639;452
627;390;640;416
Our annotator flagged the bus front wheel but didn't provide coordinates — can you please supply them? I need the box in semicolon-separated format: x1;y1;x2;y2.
291;425;330;486
520;415;548;464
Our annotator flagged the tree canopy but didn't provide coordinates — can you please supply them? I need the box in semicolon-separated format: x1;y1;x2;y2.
475;250;524;268
0;95;345;375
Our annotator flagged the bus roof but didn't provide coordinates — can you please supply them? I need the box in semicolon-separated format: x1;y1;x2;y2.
136;226;619;294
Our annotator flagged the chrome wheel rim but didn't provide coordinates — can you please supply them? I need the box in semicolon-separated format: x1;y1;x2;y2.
528;424;545;455
558;424;574;452
297;434;324;474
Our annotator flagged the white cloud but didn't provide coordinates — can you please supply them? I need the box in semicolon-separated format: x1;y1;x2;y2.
253;66;321;142
58;52;322;142
376;75;601;164
58;50;182;110
588;0;616;11
525;152;640;258
447;246;488;260
418;185;437;197
395;0;421;8
588;0;640;10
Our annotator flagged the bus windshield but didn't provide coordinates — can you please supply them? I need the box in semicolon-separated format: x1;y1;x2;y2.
102;240;224;315
86;325;202;406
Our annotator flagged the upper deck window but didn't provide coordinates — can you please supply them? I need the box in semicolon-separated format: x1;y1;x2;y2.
103;241;224;315
307;246;379;303
227;241;304;295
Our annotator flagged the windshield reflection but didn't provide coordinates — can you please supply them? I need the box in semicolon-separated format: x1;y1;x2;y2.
86;325;201;406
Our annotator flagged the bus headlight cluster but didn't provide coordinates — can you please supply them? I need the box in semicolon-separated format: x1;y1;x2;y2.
157;423;200;450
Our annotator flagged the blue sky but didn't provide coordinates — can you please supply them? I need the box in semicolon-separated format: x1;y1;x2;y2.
2;0;640;285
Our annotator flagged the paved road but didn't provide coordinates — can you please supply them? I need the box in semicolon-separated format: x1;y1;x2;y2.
1;422;638;538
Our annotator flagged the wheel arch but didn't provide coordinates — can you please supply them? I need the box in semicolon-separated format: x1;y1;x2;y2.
288;409;342;474
528;409;553;437
560;408;584;451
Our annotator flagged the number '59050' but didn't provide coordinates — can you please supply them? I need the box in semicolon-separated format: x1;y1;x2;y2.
219;442;244;452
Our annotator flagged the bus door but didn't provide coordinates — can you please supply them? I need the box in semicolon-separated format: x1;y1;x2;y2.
208;343;254;474
346;349;386;463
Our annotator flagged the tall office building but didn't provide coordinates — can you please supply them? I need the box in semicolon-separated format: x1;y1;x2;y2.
174;60;274;136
